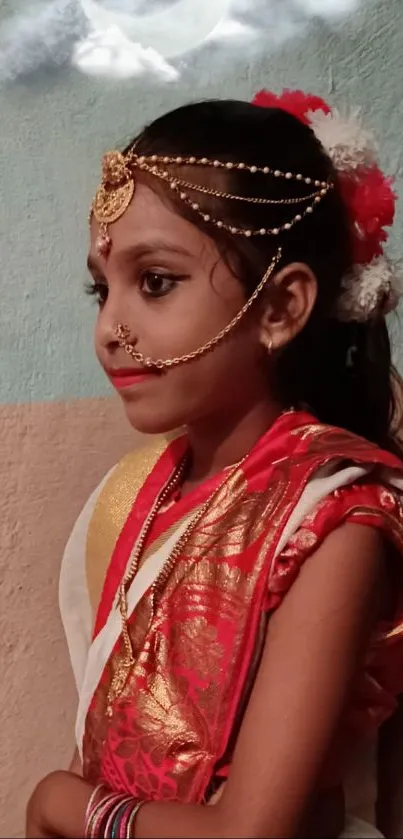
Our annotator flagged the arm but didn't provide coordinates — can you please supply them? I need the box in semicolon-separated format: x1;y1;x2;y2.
28;523;384;839
134;522;384;838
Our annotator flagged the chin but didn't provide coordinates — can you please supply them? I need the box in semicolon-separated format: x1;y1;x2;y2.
122;401;185;437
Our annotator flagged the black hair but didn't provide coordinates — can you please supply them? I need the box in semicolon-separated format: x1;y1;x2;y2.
126;99;402;455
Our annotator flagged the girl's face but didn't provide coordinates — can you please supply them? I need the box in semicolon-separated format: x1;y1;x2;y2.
88;182;274;434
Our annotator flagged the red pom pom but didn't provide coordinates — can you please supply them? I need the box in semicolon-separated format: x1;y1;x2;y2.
339;166;396;264
252;89;330;124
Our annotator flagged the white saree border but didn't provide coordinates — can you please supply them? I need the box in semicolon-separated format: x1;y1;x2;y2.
59;468;114;694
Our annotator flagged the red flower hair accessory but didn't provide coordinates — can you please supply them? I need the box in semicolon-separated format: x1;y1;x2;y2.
252;89;330;123
252;89;400;321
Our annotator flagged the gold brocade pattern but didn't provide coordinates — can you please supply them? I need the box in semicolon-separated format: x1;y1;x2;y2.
183;470;286;559
83;465;283;800
289;423;378;455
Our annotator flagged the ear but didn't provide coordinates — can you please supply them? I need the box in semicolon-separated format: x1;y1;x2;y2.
259;262;318;352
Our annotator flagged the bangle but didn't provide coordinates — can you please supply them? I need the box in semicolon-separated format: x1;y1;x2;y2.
125;801;146;838
118;802;134;839
84;787;145;839
106;797;132;838
85;785;108;824
86;790;124;838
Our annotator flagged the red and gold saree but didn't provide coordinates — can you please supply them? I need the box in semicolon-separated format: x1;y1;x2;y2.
59;410;403;827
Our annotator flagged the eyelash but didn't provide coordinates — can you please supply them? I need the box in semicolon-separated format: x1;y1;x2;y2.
85;280;108;306
85;271;183;306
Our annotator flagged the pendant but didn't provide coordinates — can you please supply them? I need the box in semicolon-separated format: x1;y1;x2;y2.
106;658;134;716
96;224;112;258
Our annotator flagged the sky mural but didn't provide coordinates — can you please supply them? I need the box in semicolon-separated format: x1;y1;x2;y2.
1;0;364;84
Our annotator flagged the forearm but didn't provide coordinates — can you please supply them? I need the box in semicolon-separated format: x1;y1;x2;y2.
126;800;233;839
84;786;238;839
26;772;93;839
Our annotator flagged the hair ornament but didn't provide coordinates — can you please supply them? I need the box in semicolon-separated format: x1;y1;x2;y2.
307;107;378;173
90;147;332;257
337;255;402;323
253;88;400;322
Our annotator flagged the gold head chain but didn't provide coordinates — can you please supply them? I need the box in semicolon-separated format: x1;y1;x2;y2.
89;148;333;370
90;148;333;256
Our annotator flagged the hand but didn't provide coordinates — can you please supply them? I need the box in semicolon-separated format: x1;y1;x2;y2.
26;771;94;838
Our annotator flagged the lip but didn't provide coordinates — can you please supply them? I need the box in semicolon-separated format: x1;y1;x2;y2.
106;366;158;390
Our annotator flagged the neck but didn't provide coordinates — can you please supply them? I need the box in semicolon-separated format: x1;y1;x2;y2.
186;397;284;483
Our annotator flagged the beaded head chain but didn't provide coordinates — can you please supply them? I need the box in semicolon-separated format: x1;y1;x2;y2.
91;149;332;258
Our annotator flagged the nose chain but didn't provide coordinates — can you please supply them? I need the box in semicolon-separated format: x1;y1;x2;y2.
115;247;282;370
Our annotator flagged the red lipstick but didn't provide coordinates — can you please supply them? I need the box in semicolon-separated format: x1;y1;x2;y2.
106;366;158;390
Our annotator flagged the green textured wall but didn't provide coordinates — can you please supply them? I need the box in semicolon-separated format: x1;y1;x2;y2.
1;0;402;404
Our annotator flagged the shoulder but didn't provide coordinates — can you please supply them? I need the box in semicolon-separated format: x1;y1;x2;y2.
267;462;403;613
288;412;403;471
270;520;384;640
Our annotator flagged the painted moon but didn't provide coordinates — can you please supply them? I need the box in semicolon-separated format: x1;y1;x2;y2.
80;0;232;59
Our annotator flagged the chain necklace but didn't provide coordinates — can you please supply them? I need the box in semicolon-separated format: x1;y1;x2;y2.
105;409;295;717
106;453;246;716
106;455;187;715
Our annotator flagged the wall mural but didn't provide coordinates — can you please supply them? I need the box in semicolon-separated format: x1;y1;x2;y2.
1;0;363;83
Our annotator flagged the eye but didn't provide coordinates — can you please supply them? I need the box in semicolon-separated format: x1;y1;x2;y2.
140;271;179;298
85;279;108;307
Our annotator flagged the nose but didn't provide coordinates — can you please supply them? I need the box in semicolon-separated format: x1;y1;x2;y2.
96;296;137;358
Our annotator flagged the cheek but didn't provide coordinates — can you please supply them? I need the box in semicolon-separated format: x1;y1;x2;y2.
163;328;262;402
115;329;267;436
146;291;247;358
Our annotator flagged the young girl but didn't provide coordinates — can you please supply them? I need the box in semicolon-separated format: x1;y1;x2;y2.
26;90;403;838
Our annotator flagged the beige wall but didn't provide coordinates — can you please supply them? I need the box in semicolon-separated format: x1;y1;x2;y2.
0;398;143;837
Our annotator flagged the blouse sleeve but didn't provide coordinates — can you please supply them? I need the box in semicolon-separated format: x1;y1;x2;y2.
266;480;403;734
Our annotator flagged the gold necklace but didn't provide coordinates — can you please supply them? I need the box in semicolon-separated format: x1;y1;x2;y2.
106;408;295;716
106;453;246;716
106;455;187;715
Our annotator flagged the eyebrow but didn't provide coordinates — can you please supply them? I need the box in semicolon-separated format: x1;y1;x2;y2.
87;239;193;274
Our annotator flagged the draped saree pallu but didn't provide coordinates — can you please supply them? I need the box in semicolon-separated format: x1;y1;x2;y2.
75;411;403;805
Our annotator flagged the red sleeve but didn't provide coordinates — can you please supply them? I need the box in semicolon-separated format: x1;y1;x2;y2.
266;481;403;734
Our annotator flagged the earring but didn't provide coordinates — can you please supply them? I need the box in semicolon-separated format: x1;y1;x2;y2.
265;337;273;354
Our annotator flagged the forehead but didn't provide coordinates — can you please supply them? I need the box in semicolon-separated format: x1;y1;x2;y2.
89;181;217;266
